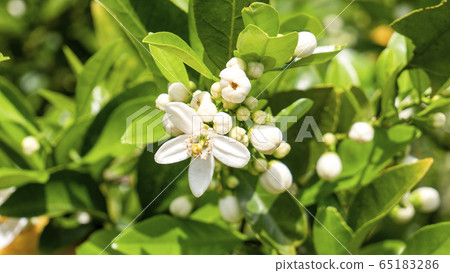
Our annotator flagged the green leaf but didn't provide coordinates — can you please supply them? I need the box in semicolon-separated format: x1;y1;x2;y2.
242;2;279;37
287;45;345;69
76;229;122;255
62;46;83;76
150;45;190;87
275;98;313;131
193;0;269;70
360;240;406;255
143;32;213;79
325;54;360;89
280;13;324;37
347;159;433;250
0;169;49;189
114;215;241;254
313;206;353;255
402;222;450;255
0;52;10;63
391;2;450;77
236;25;297;70
0;170;107;218
38;89;76;115
236;171;308;254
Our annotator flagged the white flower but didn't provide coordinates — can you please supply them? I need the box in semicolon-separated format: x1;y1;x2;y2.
190;91;212;110
247;62;264;79
252;110;267;124
348;122;374;144
226;57;246;71
236;106;250;121
390;204;415;224
210;82;222;99
219;195;243;223
253;158;268;173
243;96;258;110
0;217;28;249
156;93;171;111
260;161;293;194
213;112;233;135
294;31;317;58
274;141;291;159
168;82;190;102
410;187;440;213
432;112;446;128
316;152;342;181
162;113;184;136
169;196;194;218
155;103;250;197
249;125;282;155
197;102;217;122
21;136;40;155
219;67;251;103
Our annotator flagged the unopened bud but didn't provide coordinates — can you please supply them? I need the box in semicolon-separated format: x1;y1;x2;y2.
168;82;190;102
236;106;251;121
213;112;233;135
348;122;374;144
22;136;40;155
229;126;246;141
410;187;440;213
247;62;264;79
294;31;317;58
253;158;268;172
432;112;446;128
316;152;342;181
219;195;243;223
222;98;238;110
243;96;258;110
189;81;197;91
249;125;282;155
273;141;291;158
259;161;293;194
156;93;171;111
390;204;415;224
197;102;217;122
323;133;337;146
169;196;194;218
210;82;222;99
226;57;246;71
226;176;239;189
252;110;267;124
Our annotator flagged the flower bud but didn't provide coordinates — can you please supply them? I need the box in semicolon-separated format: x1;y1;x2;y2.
260;161;293;194
323;133;337;146
243;96;258;110
410;187;440;213
162;113;183;136
210;82;222;99
214;112;233;135
401;155;418;165
226;57;246;71
226;175;239;189
189;81;196;91
229;126;246;141
273;141;291;159
219;67;251;103
222;98;238;109
169;196;194;218
76;212;91;224
236;106;251;121
294;31;317;58
252;110;267;124
21;136;40;155
390;204;415;224
348;122;374;144
253;158;268;172
249;125;282;155
197;102;217;122
247;62;264;79
190;91;212;110
168;82;190;102
219;195;243;223
240;134;249;147
432;112;446;128
316;152;342;181
156;93;171;111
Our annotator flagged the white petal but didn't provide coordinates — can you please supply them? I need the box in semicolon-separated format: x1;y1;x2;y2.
166;102;203;134
212;135;250;168
188;155;214;197
0;218;28;249
154;135;189;164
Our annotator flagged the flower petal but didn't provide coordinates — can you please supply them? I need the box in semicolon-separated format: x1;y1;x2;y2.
212;135;250;168
188;155;214;197
166;102;203;134
154;135;189;164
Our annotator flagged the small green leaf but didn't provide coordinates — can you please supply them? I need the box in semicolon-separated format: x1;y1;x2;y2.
0;169;49;189
0;52;10;63
275;98;313;131
62;46;83;76
150;45;190;87
38;89;76;115
76;229;122;255
280;13;324;37
402;222;450;255
242;2;279;37
287;45;345;69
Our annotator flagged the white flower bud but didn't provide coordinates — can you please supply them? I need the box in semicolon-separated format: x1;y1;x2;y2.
348;122;374;144
76;212;91;224
260;161;293;194
390;204;415;224
243;96;258;110
213;112;233;135
222;98;238;109
156;93;171;111
210;82;222;99
253;158;268;173
240;134;249;147
190;91;212;110
247;62;264;79
249;125;282;155
225;176;239;189
410;187;440;213
316;152;342;181
219;67;251;103
401;155;418;165
219;195;243;223
162;113;183;136
236;106;251;121
197;102;217;122
169;196;194;218
273;141;291;159
229;126;246;141
226;57;246;71
189;81;196;91
252;110;267;124
323;133;337;146
432;112;446;128
22;136;40;155
294;31;317;58
168;82;190;102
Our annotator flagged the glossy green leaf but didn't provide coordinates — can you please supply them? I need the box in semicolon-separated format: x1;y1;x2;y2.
150;45;190;87
114;215;241;254
280;13;324;37
76;229;122;255
275;98;313;131
39;89;76;115
402;222;450;255
360;240;406;255
0;168;49;189
325;54;360;89
242;2;279;37
287;45;345;69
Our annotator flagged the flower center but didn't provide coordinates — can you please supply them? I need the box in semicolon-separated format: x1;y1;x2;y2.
185;129;213;160
230;81;238;90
